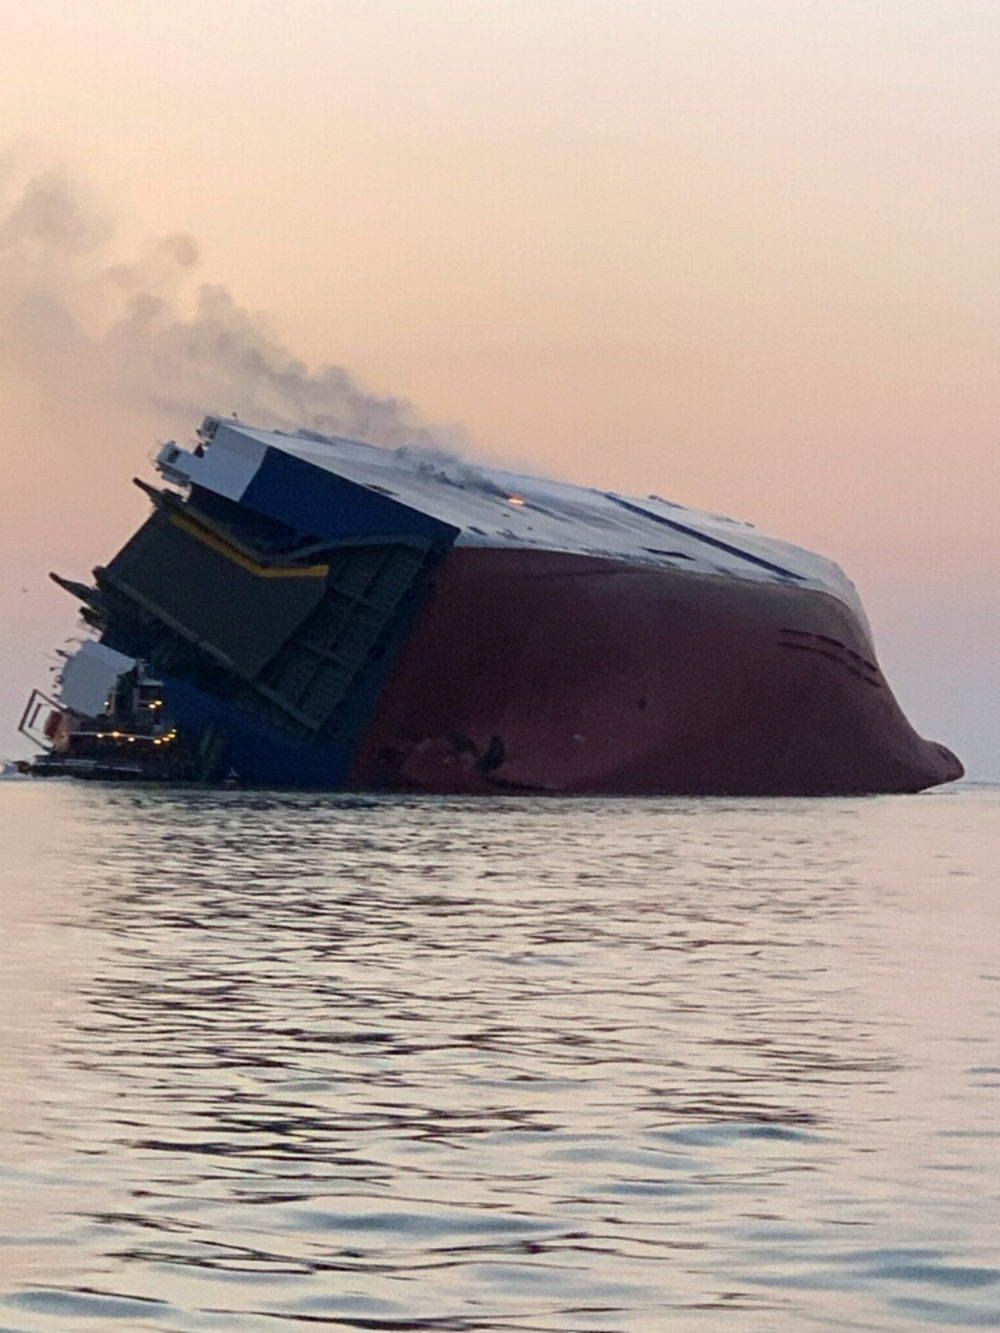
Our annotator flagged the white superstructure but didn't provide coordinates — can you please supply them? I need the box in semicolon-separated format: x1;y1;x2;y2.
156;417;867;629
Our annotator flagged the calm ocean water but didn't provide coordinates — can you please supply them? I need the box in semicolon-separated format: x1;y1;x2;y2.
0;781;998;1332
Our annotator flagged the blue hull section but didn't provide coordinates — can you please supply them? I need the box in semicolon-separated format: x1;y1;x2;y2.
158;676;354;786
85;444;463;784
241;448;459;546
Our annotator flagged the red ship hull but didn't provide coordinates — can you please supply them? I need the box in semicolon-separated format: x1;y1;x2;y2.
352;547;962;796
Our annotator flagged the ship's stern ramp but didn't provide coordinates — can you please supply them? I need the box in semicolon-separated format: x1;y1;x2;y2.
61;446;459;783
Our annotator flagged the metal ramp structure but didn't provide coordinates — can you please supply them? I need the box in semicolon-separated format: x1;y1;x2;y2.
255;540;434;739
47;477;449;780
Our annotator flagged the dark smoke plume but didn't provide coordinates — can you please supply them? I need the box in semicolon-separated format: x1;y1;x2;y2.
0;155;477;755
0;160;464;452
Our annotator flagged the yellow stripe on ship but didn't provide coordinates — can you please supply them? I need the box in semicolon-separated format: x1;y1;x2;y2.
168;513;329;579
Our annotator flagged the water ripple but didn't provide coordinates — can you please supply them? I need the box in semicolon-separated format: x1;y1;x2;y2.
1;784;999;1330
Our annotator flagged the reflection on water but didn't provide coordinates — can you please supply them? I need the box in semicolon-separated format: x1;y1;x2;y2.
1;783;999;1330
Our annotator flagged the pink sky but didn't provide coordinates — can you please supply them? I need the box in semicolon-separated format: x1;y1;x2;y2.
1;1;997;774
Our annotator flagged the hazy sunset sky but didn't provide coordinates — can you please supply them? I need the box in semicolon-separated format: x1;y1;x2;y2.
1;0;997;774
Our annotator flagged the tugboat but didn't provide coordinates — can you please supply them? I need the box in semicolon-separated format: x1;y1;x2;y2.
19;643;190;780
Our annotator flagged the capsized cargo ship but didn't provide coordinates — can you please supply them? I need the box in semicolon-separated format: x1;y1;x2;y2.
21;415;962;793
